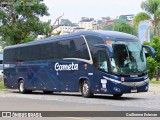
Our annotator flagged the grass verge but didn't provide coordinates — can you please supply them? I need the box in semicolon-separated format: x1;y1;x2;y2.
149;80;160;85
0;81;4;89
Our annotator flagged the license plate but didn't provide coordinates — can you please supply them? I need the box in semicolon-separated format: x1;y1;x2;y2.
131;89;137;93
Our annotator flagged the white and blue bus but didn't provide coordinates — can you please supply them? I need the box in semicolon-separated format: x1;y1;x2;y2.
3;30;155;97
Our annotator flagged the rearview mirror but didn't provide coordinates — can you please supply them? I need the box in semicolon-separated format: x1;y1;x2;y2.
142;45;155;58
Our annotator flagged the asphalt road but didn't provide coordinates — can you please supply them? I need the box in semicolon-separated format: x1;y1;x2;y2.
0;84;159;120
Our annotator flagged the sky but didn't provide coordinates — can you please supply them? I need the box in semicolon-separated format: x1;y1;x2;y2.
41;0;145;23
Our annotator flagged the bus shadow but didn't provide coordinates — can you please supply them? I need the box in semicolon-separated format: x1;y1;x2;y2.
11;91;144;101
92;95;143;100
11;91;82;97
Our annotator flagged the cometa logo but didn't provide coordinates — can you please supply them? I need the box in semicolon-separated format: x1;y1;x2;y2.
55;62;78;71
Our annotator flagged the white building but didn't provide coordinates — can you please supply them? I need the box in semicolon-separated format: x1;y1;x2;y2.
79;17;98;30
53;26;75;35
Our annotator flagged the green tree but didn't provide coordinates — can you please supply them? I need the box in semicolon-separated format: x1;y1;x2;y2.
0;0;51;46
133;0;160;35
146;57;158;80
60;19;75;26
143;36;160;80
119;15;128;21
157;23;160;36
113;21;137;35
133;12;150;27
114;18;126;24
97;20;102;25
102;24;113;31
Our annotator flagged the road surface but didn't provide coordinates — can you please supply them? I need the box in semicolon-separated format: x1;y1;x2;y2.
0;84;159;120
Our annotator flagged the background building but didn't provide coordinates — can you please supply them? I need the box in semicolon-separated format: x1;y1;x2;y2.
102;17;115;26
53;25;75;35
79;17;98;30
138;20;152;43
119;14;135;25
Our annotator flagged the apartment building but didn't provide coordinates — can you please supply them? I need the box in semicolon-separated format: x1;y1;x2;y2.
119;14;135;25
102;17;115;26
53;25;75;35
79;17;98;30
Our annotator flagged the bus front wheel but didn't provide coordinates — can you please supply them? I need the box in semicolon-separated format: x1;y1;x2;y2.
81;81;93;98
18;80;31;94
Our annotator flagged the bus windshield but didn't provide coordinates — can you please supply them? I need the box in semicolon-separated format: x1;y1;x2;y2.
110;41;147;75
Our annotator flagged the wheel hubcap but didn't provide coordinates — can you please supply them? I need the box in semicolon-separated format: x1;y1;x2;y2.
83;82;89;94
20;82;24;92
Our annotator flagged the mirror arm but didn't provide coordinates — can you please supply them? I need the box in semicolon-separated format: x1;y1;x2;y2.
142;45;155;58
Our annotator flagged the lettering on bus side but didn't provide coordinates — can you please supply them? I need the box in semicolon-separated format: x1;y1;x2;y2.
55;62;78;71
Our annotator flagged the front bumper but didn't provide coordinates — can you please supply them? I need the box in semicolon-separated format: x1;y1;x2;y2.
102;76;149;94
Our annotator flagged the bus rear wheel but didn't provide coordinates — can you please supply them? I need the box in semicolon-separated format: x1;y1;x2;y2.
81;81;93;98
18;80;32;94
113;94;123;97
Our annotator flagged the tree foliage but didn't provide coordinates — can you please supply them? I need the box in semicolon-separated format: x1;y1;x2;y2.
0;0;51;46
141;0;160;15
113;21;137;35
141;0;160;35
143;36;160;80
60;19;75;26
114;18;126;24
119;15;128;20
134;0;160;35
144;36;160;62
133;12;150;27
102;24;113;31
97;20;102;25
146;57;158;80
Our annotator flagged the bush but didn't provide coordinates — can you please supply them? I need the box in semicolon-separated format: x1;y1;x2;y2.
143;36;160;80
147;57;158;80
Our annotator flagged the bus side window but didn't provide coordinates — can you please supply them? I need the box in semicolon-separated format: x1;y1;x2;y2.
97;50;108;72
69;40;76;58
85;36;104;46
73;37;90;60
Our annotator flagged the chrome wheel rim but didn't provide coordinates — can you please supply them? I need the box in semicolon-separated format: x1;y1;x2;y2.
83;82;89;95
20;82;24;92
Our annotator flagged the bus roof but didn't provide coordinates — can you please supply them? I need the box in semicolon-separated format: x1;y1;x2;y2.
4;30;138;49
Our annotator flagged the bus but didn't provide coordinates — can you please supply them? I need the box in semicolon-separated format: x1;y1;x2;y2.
3;30;155;97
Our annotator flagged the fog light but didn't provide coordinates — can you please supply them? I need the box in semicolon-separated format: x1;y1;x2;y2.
114;87;121;92
145;86;148;90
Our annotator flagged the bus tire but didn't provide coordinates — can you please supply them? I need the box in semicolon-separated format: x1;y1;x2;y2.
113;94;123;97
18;80;31;94
81;81;93;98
43;91;53;94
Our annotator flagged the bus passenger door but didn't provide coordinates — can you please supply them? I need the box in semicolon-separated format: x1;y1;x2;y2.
93;48;110;92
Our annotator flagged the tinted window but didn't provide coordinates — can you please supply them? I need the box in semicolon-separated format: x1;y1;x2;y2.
54;37;90;60
85;36;104;62
41;43;54;60
4;48;16;62
4;37;90;62
85;36;104;46
54;40;70;59
97;50;108;72
71;38;90;60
